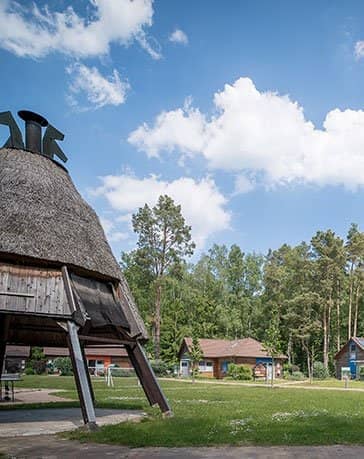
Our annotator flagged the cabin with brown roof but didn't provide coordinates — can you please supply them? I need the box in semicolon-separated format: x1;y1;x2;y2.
334;337;364;379
178;337;287;379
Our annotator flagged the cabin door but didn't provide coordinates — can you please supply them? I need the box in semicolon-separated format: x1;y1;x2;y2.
266;363;273;380
180;360;190;376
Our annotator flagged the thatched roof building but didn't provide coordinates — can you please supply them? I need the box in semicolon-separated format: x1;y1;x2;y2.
0;147;146;339
0;111;170;424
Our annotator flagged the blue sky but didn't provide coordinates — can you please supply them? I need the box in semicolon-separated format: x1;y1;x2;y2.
2;0;364;259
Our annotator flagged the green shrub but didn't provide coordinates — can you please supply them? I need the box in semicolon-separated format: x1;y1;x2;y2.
289;371;305;380
150;360;173;377
313;361;330;379
227;363;252;380
25;347;47;375
283;363;300;378
24;367;35;375
53;357;73;376
109;368;136;378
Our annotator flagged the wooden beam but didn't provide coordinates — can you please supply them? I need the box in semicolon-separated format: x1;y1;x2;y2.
66;320;97;428
78;335;132;345
80;344;95;404
125;342;172;416
0;292;34;298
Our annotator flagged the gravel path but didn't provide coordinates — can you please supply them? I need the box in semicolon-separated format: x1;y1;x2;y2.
0;436;363;459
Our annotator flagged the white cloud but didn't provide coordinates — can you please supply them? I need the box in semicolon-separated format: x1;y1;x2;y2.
0;0;160;59
128;98;207;158
67;63;129;109
169;28;188;45
99;217;129;243
93;174;231;249
128;77;364;190
233;174;255;195
355;41;364;59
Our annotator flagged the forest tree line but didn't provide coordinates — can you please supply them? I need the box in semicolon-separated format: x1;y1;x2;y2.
121;195;364;376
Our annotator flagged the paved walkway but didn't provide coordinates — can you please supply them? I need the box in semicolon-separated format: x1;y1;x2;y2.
0;436;363;459
0;408;146;436
0;388;70;405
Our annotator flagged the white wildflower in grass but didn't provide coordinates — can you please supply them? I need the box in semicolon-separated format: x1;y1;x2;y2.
229;418;253;435
272;409;329;422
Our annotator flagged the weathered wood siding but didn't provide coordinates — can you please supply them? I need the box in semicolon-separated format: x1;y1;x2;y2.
336;343;350;379
0;263;71;317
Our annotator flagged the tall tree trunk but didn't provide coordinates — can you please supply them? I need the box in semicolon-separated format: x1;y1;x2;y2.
323;303;328;369
287;334;292;365
353;283;360;338
325;295;332;369
154;279;162;359
336;286;341;352
303;340;311;382
348;264;354;339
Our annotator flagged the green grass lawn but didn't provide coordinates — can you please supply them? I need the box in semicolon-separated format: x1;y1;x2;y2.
296;378;364;389
7;375;364;446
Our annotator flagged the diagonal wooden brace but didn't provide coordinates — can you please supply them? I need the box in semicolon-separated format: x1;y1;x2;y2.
125;342;172;416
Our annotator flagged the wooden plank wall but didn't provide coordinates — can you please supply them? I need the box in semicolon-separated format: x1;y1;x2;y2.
0;263;71;317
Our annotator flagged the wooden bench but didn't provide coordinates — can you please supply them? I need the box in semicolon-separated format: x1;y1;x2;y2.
0;373;21;402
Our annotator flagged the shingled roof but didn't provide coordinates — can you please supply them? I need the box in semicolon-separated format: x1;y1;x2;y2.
182;337;287;359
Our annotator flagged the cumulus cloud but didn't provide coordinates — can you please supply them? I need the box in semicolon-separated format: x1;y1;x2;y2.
128;77;364;190
169;28;188;45
0;0;160;59
67;63;129;109
99;217;129;243
355;41;364;59
92;174;231;248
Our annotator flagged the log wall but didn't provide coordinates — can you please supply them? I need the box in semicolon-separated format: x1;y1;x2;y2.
0;263;71;317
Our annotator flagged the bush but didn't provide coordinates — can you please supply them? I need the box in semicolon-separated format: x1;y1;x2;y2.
109;368;136;378
150;360;173;377
289;371;305;381
227;363;252;381
24;367;35;375
25;347;47;375
53;357;73;376
283;363;300;378
313;361;330;379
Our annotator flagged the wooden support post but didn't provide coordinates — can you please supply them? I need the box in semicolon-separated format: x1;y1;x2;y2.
0;315;10;374
67;320;97;428
80;344;95;403
125;342;172;416
0;341;6;376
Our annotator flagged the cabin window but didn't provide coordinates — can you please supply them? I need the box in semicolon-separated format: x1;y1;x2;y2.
198;361;213;372
351;343;356;352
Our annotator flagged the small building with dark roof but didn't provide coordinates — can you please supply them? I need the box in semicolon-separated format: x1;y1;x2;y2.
334;337;364;379
178;337;287;379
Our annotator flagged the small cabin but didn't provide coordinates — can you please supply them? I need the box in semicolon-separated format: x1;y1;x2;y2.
178;337;287;379
334;337;364;379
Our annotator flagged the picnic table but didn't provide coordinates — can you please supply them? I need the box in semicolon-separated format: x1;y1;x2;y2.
0;373;21;402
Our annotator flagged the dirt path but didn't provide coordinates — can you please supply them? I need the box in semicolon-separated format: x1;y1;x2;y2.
160;378;364;392
0;435;363;458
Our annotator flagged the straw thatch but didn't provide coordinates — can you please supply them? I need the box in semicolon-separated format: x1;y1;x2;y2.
0;147;147;339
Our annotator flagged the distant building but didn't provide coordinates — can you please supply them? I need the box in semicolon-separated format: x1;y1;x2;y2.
5;345;132;373
4;345;30;372
178;337;287;379
334;337;364;379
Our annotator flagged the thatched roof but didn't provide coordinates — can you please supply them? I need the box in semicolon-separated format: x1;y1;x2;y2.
0;147;147;339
